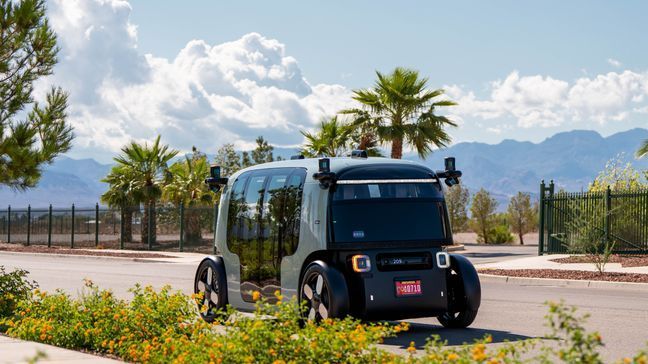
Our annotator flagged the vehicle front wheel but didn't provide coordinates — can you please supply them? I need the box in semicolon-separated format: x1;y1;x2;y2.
300;261;349;321
194;257;228;322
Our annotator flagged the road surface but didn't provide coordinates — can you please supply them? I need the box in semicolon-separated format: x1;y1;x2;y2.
1;246;646;361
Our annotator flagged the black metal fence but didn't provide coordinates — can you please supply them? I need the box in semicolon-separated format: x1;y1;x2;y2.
0;204;217;254
538;180;648;255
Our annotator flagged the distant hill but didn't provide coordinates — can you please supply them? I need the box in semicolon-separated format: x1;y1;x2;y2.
408;128;648;208
0;128;646;209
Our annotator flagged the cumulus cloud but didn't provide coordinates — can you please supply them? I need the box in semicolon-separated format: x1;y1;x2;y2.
446;70;648;128
40;0;646;159
43;0;352;160
607;58;622;68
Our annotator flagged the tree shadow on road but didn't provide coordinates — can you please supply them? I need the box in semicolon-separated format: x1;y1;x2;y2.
383;321;535;349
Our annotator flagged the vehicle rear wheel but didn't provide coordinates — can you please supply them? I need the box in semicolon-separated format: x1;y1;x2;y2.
300;261;349;321
194;258;227;322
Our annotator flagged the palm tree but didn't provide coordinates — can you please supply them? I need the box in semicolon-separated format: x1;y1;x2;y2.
300;116;351;157
300;116;382;157
162;148;215;244
113;136;178;245
101;165;139;243
342;67;457;159
637;140;648;158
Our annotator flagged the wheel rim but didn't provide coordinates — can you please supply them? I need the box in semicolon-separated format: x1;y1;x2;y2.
302;272;329;321
196;265;219;316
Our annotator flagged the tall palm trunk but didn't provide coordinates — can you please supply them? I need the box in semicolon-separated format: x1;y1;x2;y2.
358;133;372;151
141;200;157;245
391;137;403;159
183;208;202;244
122;207;133;243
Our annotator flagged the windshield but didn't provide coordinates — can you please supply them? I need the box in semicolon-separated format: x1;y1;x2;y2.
329;182;447;244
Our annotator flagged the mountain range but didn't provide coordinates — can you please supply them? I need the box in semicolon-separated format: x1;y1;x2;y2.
0;128;646;209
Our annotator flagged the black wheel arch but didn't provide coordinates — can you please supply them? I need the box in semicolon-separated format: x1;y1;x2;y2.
448;254;481;312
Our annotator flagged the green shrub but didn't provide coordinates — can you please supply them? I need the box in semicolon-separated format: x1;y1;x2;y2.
0;266;37;327
477;224;514;244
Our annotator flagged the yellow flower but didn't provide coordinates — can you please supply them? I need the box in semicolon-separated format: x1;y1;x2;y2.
472;344;487;361
623;359;632;364
252;291;261;301
447;353;459;361
407;341;416;354
274;290;283;301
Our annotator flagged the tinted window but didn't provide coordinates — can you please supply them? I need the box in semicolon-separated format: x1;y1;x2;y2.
226;169;306;303
330;183;446;244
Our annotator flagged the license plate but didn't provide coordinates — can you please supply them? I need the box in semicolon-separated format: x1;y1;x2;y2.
395;280;422;297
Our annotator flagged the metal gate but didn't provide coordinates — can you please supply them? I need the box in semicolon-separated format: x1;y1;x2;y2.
538;180;648;255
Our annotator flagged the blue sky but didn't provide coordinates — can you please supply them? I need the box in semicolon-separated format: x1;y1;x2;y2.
44;0;648;161
129;0;648;88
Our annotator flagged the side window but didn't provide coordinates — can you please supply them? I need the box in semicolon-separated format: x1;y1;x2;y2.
283;171;306;256
230;168;306;304
226;174;249;256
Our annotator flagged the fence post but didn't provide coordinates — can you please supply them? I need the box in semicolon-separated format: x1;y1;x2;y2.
538;180;545;255
147;203;152;251
26;205;31;246
95;203;100;247
604;185;611;244
547;180;555;253
48;204;52;248
71;204;75;248
213;202;218;255
179;203;185;252
119;208;125;250
7;205;11;244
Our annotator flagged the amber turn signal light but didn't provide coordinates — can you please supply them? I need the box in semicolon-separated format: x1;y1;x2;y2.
351;254;371;273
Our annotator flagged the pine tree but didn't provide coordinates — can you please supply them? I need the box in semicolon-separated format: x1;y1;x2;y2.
0;0;73;188
251;136;274;164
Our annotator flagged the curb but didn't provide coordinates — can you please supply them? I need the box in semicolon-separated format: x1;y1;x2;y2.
446;244;465;252
478;273;648;291
0;249;189;264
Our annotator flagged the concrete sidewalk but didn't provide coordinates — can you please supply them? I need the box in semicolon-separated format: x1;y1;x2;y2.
0;335;122;363
476;254;648;274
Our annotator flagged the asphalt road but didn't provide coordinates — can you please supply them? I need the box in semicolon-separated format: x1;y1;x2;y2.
1;247;647;361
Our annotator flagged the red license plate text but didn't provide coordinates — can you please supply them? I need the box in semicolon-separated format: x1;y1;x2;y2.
395;280;422;297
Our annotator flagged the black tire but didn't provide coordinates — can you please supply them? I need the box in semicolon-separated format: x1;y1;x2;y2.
194;257;228;322
299;261;349;321
437;255;481;328
437;309;479;328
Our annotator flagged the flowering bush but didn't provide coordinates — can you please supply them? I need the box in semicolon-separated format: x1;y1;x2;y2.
0;266;37;329
1;270;647;364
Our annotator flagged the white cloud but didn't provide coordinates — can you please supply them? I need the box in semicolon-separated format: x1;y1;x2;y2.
40;0;647;159
447;70;648;128
43;0;352;160
607;58;622;68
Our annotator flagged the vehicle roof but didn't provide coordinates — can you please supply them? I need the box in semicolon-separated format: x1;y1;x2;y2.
228;157;436;181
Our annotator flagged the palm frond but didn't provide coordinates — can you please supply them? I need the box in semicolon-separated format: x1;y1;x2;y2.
637;139;648;158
